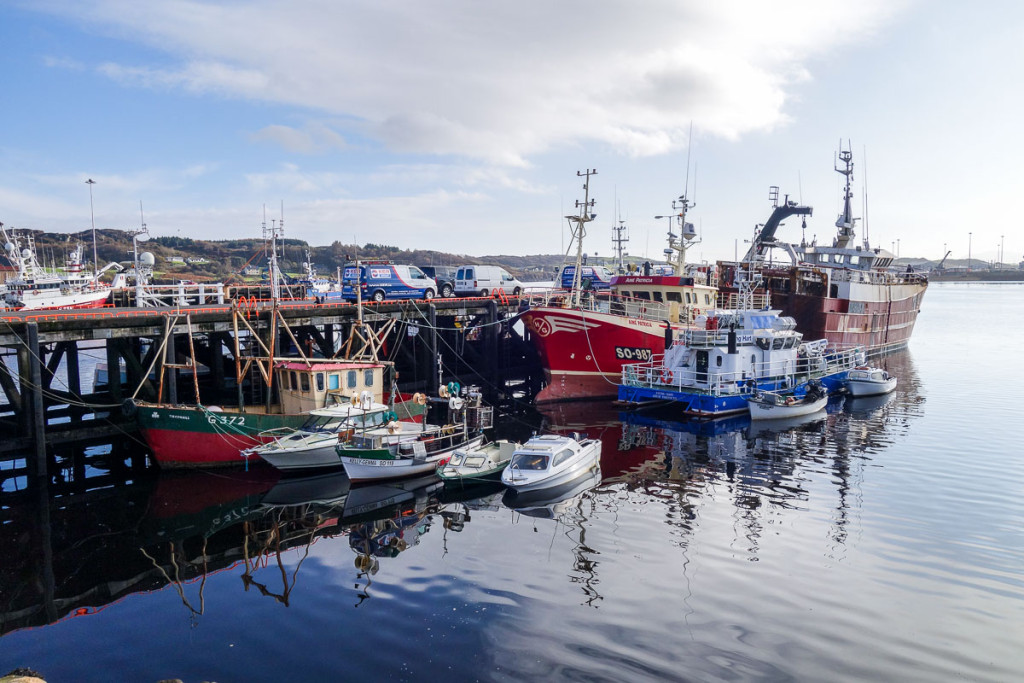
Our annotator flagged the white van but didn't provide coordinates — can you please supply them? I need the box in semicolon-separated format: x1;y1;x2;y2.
454;265;524;297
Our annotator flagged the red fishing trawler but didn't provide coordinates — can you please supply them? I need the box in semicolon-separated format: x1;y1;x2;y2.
717;145;928;355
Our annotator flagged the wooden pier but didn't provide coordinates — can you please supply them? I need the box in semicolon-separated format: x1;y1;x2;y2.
0;296;542;490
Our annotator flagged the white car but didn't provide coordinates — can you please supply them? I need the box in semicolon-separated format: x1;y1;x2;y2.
454;265;524;297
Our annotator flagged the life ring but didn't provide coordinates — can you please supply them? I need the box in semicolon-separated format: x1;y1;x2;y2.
660;368;674;384
438;385;449;399
412;392;427;405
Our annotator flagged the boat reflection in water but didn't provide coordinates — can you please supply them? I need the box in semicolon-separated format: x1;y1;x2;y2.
0;352;924;664
502;466;603;519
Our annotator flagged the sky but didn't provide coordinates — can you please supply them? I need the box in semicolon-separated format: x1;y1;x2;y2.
0;1;1021;265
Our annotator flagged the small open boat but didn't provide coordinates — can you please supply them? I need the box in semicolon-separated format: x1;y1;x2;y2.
500;433;601;492
845;366;897;397
436;439;518;487
245;399;408;472
746;381;828;421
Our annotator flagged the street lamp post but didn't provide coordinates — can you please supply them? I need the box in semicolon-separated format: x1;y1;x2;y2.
86;179;97;275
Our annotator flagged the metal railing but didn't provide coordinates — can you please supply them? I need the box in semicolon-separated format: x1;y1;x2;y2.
621;346;864;397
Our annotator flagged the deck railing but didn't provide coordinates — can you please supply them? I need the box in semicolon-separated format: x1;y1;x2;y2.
621;346;864;396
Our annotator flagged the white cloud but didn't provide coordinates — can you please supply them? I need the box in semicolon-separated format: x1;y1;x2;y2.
41;0;909;164
250;124;348;154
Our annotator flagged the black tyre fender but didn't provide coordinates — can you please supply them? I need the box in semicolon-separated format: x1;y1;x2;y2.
122;398;138;418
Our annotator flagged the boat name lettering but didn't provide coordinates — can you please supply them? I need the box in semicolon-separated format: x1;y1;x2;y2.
206;414;246;427
615;346;653;361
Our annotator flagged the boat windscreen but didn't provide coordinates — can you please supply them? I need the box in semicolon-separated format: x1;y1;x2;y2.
510;453;549;471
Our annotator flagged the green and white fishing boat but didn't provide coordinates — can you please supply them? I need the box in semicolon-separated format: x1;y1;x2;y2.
339;387;493;483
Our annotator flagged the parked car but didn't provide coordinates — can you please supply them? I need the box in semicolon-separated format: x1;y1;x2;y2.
340;261;437;302
557;264;615;291
418;265;458;298
454;265;524;297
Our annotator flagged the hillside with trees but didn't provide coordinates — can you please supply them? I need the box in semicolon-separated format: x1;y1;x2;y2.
3;228;571;283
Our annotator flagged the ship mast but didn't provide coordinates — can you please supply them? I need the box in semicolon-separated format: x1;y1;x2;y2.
834;145;858;249
566;169;597;309
612;217;628;274
264;204;285;302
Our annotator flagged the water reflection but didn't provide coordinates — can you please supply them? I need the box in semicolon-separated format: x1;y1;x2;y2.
0;351;925;640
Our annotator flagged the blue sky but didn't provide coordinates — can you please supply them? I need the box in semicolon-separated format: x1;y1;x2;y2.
1;1;1020;265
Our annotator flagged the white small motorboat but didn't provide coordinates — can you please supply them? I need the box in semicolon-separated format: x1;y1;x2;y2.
246;400;422;472
500;433;601;492
437;439;519;487
502;465;602;518
845;366;898;397
746;382;828;421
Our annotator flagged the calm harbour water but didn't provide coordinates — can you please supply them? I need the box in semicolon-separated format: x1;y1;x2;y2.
1;281;1023;682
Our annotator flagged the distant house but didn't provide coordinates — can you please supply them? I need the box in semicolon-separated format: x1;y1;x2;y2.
185;257;208;264
166;256;185;264
242;265;262;276
0;263;15;284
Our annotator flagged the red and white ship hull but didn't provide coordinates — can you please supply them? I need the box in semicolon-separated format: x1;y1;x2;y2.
521;306;685;402
13;287;111;311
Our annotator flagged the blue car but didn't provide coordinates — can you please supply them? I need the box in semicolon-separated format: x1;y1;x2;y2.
558;264;614;291
341;262;438;302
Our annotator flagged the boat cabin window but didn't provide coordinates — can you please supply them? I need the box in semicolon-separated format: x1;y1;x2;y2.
716;356;722;367
364;369;374;386
511;453;549;470
685;292;692;304
290;371;298;390
667;292;682;303
552;448;575;467
448;453;464;466
634;291;651;301
756;338;770;351
316;372;325;391
329;373;340;390
347;370;358;389
772;338;785;350
652;292;663;303
300;373;311;392
464;455;486;468
705;293;712;305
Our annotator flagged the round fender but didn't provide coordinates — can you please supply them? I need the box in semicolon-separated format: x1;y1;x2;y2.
121;398;138;417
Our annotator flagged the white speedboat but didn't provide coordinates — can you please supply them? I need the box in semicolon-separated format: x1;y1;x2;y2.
501;433;602;492
502;465;602;518
845;367;897;397
247;400;420;472
746;382;828;421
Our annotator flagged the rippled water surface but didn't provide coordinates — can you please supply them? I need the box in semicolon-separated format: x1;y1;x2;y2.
1;282;1023;682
